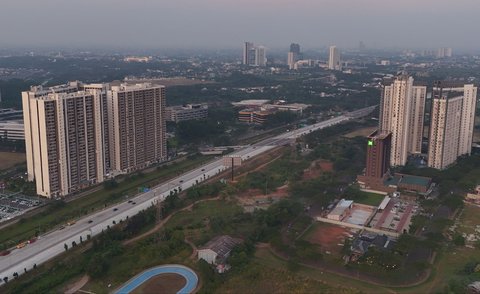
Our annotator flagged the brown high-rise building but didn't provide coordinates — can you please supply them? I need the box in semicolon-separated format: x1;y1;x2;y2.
107;83;167;174
365;130;392;178
356;130;393;193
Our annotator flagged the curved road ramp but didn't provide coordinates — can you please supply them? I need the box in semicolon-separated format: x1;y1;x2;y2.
115;264;198;294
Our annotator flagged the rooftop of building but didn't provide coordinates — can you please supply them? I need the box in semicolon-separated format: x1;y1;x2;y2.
351;233;395;255
167;104;208;110
368;130;391;140
111;82;165;91
384;173;432;188
200;235;243;260
0;108;23;114
0;120;24;126
232;99;270;107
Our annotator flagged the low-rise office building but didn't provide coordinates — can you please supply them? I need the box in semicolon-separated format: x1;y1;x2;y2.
165;104;208;122
0;120;24;141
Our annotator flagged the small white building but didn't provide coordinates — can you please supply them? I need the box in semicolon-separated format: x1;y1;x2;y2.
327;199;353;221
198;235;242;265
378;196;391;210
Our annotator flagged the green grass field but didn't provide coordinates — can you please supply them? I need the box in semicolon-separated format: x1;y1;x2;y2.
354;191;385;207
457;204;480;235
254;247;386;293
217;261;356;294
0;155;211;248
165;199;244;245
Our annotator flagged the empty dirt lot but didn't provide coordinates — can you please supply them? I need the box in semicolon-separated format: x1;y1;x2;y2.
0;152;25;171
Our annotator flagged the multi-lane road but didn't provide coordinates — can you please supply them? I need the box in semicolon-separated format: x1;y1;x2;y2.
0;105;376;284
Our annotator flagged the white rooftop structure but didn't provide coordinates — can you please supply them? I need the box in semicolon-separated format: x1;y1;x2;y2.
378;196;391;210
232;99;270;107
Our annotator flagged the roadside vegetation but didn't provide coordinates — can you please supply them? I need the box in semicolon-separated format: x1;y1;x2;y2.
0;154;211;250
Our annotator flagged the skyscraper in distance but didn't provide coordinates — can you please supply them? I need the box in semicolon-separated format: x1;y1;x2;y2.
328;45;341;70
288;43;301;69
242;42;267;67
243;42;253;65
254;46;267;66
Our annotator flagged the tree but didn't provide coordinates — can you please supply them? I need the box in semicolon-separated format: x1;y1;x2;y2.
64;243;68;251
454;235;466;246
87;254;109;277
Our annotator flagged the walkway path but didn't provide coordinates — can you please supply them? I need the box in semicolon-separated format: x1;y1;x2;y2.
64;275;89;294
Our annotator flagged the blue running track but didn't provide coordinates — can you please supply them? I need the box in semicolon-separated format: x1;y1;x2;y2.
115;264;198;294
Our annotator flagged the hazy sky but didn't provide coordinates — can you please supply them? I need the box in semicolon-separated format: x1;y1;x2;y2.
1;0;479;50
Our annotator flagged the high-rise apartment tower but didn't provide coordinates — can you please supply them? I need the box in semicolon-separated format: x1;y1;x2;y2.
328;45;341;70
379;75;427;166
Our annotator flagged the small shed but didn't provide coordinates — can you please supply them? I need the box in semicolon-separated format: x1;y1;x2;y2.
198;235;243;265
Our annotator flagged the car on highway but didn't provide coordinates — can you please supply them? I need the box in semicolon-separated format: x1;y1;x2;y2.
113;208;118;211
16;242;26;249
132;202;136;205
88;220;93;223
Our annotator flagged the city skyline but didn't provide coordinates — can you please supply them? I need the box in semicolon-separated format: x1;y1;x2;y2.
1;0;480;50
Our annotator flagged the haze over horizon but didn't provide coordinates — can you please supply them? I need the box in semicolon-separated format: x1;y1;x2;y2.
1;0;479;50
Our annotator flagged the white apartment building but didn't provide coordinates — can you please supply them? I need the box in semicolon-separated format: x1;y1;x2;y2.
428;96;463;169
428;83;478;169
328;45;341;71
23;81;167;198
379;75;426;166
107;83;167;175
242;42;266;66
22;82;109;197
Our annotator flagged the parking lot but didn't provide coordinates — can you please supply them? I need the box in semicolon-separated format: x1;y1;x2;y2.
0;192;42;222
369;198;418;233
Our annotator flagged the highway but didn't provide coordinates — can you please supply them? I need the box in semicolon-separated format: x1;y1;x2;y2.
0;105;376;284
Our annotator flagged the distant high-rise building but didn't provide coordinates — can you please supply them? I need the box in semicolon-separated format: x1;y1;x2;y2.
288;43;301;70
22;82;109;198
436;47;453;58
359;41;366;51
365;130;392;179
107;83;167;174
254;46;267;66
428;82;477;169
379;74;427;166
328;45;341;70
243;42;254;65
290;43;300;54
242;42;267;66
